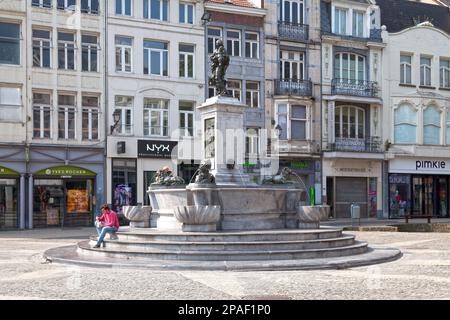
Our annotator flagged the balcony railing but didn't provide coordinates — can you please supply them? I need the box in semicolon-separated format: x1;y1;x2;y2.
275;79;312;97
278;21;309;41
329;137;382;153
331;79;379;98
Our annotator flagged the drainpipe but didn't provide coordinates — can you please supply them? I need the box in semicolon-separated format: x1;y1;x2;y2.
103;0;108;208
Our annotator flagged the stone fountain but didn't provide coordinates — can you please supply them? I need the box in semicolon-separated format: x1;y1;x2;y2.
44;39;401;271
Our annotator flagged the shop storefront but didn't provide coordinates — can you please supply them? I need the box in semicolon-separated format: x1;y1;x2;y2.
33;166;96;228
323;159;382;219
279;159;320;203
389;158;450;218
0;166;19;229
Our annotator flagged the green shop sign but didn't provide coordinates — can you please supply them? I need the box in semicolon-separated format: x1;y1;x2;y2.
36;166;96;177
290;161;310;169
0;166;19;176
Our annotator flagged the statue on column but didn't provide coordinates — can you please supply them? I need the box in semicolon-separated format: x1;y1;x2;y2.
208;39;230;96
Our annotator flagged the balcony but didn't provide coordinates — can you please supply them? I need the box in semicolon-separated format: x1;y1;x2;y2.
329;137;383;153
275;79;312;97
331;79;379;98
278;21;309;41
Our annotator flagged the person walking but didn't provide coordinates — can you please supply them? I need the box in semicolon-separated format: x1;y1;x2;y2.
94;204;120;248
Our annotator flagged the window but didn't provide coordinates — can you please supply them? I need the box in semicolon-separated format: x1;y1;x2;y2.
245;32;259;59
32;0;52;8
352;11;364;37
144;0;168;21
179;2;194;24
440;59;450;88
179;44;194;78
33;92;51;139
394;104;417;144
423;105;441;145
0;22;20;65
112;159;137;214
276;104;308;140
334;53;365;82
82;96;99;140
144;40;168;76
57;0;76;10
115;96;133;134
207;28;222;54
227;30;241;57
420;56;432;86
400;55;412;84
115;36;132;72
116;0;132;16
144;99;168;136
82;35;98;72
291;105;307;140
179;101;194;137
58;94;76;140
246;81;259;108
280;50;304;80
227;80;242;101
282;0;304;25
335;106;365;139
246;128;259;157
334;8;347;35
33;29;51;68
0;87;21;121
58;32;75;70
81;0;99;14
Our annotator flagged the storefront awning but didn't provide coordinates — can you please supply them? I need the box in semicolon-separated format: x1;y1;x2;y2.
0;166;19;176
35;166;96;178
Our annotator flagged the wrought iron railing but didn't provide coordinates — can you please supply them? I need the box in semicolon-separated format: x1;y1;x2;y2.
275;79;312;97
331;78;379;97
278;21;309;41
329;137;383;153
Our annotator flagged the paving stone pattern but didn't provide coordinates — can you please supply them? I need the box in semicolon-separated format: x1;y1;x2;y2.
0;228;449;300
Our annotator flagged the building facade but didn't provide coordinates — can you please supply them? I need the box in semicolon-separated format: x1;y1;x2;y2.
265;0;322;203
105;0;205;214
380;1;450;219
0;0;106;229
320;0;385;219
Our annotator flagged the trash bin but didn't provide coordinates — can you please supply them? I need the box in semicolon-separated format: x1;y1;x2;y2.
350;203;360;226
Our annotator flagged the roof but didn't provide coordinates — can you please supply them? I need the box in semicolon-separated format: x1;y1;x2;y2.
377;0;450;34
207;0;257;8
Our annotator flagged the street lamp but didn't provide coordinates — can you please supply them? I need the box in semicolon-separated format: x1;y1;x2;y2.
111;110;121;134
201;12;211;25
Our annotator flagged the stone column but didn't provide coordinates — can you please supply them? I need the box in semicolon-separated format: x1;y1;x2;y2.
28;174;33;229
19;174;25;229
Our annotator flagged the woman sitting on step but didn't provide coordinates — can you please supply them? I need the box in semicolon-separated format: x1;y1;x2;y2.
94;204;120;248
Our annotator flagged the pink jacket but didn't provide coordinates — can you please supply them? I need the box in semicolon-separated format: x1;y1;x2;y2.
98;210;120;229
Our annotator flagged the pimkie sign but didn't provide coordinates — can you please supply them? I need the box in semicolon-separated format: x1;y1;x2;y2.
138;140;178;158
390;159;450;175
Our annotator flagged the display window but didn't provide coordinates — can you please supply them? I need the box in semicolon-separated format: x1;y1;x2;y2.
112;159;137;215
0;179;18;229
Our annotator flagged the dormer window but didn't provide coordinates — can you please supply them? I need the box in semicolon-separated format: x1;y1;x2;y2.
352;11;364;37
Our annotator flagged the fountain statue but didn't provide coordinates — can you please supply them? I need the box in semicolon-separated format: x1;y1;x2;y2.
208;39;230;96
152;166;185;186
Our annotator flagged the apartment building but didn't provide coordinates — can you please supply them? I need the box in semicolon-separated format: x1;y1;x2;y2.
320;0;385;219
265;0;322;203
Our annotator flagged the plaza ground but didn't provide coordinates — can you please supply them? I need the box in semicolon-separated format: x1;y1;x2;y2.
0;225;449;300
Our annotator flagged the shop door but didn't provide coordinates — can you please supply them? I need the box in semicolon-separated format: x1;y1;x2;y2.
34;180;65;227
437;177;448;217
0;179;18;229
412;176;436;217
335;177;368;219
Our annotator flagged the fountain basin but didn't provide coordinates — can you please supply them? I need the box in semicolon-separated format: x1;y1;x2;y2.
297;205;326;229
174;205;221;232
122;205;153;228
148;185;188;231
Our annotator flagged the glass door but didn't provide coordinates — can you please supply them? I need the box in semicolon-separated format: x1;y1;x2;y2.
34;179;64;227
423;176;434;216
437;177;448;217
0;179;18;229
412;176;423;216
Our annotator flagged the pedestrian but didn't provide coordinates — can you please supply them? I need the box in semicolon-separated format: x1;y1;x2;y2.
94;204;120;248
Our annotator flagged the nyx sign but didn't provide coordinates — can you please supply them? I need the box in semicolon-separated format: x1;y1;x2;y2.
138;140;178;158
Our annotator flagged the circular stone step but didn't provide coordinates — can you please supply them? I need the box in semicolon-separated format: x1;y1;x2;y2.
88;235;357;252
77;240;369;261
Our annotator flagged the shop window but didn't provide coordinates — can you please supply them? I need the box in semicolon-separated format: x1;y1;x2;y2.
389;175;411;218
423;105;441;145
394;104;416;144
0;179;18;229
112;159;137;215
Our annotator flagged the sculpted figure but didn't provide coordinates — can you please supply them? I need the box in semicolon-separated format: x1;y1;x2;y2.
208;39;230;96
262;168;296;185
152;166;185;186
194;160;216;184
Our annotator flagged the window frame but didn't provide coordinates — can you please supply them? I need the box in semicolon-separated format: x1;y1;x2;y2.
32;29;51;68
423;105;441;145
116;0;132;16
245;32;259;59
57;94;76;140
227;29;241;57
0;21;21;66
179;101;194;137
32;0;52;9
334;7;348;35
81;0;99;14
352;10;365;37
420;56;432;87
179;44;195;79
57;0;76;11
144;0;169;22
207;27;222;54
281;0;305;25
82;96;99;141
115;36;133;73
81;34;99;72
58;31;76;70
143;99;169;137
440;58;450;89
179;2;194;24
144;40;168;76
227;79;242;102
114;96;133;135
394;104;417;145
245;81;260;108
334;52;366;82
400;54;412;85
32;92;52;139
334;105;365;140
280;50;305;81
276;103;309;141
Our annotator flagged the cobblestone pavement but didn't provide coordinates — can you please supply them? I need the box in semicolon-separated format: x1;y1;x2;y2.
0;228;449;300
